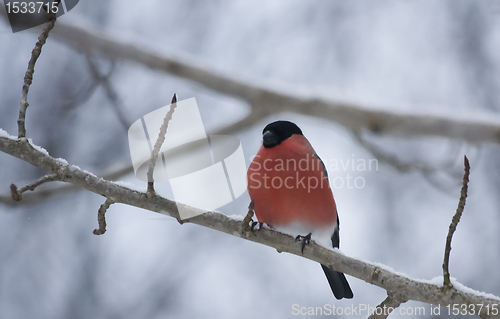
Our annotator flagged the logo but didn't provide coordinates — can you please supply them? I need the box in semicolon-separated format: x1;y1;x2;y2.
128;97;247;220
3;0;79;33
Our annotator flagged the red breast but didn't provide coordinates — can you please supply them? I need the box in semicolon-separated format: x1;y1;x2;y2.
247;134;337;229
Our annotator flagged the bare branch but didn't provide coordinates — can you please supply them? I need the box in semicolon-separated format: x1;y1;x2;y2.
0;110;260;206
352;129;465;192
352;129;431;173
18;18;500;144
1;136;498;318
85;54;130;130
18;12;58;138
146;93;178;195
10;174;60;201
9;184;21;202
0;159;133;206
367;294;407;319
443;155;471;288
93;198;115;235
3;7;500;146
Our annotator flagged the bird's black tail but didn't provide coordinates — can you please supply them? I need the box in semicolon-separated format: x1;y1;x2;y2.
321;264;353;300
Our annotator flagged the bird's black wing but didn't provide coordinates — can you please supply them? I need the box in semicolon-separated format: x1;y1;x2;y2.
314;152;329;181
313;152;352;299
313;152;340;248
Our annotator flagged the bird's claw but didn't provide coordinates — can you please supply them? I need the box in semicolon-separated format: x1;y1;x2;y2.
243;200;263;232
295;233;312;254
241;200;268;232
251;221;263;230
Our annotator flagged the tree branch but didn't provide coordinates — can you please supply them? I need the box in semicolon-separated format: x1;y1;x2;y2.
351;128;466;193
18;13;57;138
19;18;500;145
443;155;471;288
146;94;177;195
93;198;115;235
10;173;61;201
0;159;131;205
0;109;260;205
85;54;130;130
1;136;498;318
367;294;407;319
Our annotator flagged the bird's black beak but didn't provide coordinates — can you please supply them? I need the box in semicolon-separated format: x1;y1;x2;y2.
263;130;279;148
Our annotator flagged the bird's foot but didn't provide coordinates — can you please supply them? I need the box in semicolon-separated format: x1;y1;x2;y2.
241;200;272;232
251;221;263;230
295;233;312;254
242;200;255;231
242;200;263;231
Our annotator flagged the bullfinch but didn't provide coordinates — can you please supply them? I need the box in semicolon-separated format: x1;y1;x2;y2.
247;120;353;300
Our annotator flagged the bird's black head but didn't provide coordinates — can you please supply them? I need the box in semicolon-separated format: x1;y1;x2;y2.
262;120;303;148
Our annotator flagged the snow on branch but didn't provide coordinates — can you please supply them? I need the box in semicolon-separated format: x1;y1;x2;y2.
0;135;498;319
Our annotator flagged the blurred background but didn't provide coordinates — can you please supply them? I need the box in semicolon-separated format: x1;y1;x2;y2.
1;1;500;318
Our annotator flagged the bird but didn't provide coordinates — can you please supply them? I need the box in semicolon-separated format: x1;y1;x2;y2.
247;120;353;300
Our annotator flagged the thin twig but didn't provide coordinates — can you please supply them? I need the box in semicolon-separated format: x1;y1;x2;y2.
352;129;430;173
9;184;21;202
93;198;115;235
10;174;60;201
18;2;59;138
0;159;134;206
146;94;178;195
85;54;130;130
443;155;470;288
367;294;406;319
352;128;465;192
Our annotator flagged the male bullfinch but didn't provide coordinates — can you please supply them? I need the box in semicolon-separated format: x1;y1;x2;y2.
247;120;353;300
